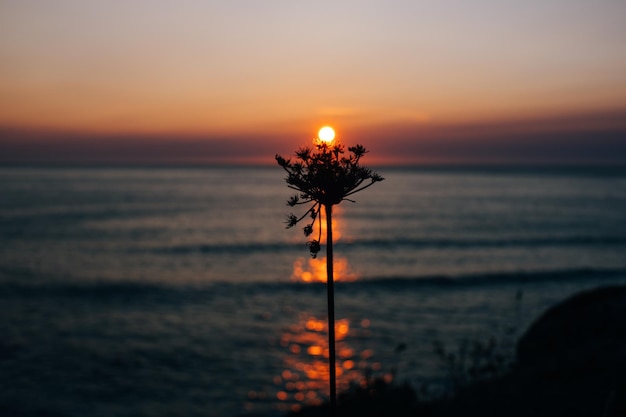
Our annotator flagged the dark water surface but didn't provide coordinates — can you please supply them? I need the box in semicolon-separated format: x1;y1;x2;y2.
1;166;625;416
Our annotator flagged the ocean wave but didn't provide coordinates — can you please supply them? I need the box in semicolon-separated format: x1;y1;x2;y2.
2;267;624;299
349;236;626;249
146;235;626;255
147;241;300;255
352;267;626;289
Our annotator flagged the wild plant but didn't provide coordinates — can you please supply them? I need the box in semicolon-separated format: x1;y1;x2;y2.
276;139;383;416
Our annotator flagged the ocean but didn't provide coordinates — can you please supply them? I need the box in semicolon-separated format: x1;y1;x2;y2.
1;165;625;416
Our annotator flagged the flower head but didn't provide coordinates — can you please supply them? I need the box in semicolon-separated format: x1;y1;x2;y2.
277;142;383;257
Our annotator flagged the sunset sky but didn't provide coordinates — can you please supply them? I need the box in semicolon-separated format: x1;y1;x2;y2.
1;1;625;165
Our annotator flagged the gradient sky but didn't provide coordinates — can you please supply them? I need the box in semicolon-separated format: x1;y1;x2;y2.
1;0;625;165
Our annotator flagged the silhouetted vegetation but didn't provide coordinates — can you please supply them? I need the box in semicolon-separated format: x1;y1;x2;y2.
285;336;512;417
276;142;383;258
433;337;512;396
286;374;419;417
276;140;383;416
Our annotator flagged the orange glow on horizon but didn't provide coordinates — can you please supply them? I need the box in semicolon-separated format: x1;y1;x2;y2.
3;107;626;166
3;2;626;169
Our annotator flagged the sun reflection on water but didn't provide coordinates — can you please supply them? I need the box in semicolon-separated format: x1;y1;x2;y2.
245;207;376;413
291;257;357;283
252;313;382;413
291;206;357;283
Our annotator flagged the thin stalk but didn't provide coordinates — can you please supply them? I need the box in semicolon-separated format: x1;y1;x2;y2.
325;204;337;417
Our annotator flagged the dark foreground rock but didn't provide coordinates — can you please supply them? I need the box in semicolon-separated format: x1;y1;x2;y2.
287;285;626;417
432;285;626;417
517;285;626;373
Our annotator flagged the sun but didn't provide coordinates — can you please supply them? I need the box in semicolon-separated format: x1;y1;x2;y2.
318;126;335;143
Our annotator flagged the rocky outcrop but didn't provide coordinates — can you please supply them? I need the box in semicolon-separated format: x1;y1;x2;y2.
430;285;626;417
517;285;626;374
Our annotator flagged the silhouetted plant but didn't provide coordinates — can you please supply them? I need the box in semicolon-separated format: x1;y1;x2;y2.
433;337;512;396
432;291;522;397
276;138;383;416
277;142;383;258
286;375;420;417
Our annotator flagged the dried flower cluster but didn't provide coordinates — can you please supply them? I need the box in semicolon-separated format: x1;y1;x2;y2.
276;142;384;257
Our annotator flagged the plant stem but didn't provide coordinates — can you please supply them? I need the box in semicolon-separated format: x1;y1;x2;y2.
325;204;337;417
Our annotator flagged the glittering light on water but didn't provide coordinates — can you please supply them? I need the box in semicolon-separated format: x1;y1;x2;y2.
249;313;385;413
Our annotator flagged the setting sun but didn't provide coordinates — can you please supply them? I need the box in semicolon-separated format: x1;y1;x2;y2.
318;126;335;143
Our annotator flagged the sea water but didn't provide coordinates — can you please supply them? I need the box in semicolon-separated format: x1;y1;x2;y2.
1;166;625;416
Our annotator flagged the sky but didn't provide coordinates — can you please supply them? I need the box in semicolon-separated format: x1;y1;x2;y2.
1;0;625;165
